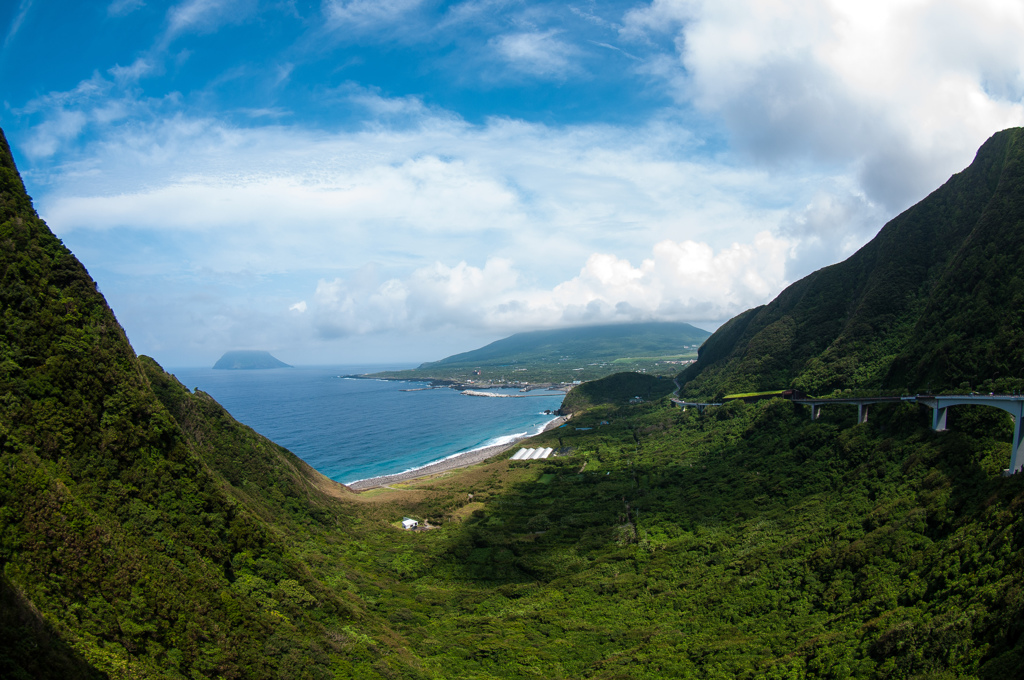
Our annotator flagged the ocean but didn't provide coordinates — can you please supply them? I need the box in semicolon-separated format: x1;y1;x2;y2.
168;365;566;485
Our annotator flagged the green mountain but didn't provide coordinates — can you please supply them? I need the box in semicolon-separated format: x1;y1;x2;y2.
369;322;710;384
421;322;709;369
213;350;291;370
0;130;423;678
680;127;1024;398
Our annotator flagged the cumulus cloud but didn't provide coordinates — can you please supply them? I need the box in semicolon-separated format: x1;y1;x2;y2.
623;0;1024;212
37;98;801;265
308;233;791;338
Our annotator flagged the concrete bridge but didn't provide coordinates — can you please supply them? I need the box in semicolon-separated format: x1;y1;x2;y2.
670;398;723;414
792;394;1024;475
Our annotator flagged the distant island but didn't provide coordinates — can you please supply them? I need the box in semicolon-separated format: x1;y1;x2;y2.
213;350;291;370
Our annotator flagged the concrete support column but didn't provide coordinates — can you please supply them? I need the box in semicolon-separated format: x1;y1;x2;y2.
811;404;822;421
932;406;948;431
858;404;869;424
1009;401;1024;475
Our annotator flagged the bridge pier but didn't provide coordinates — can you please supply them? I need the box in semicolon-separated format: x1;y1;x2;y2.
778;393;1024;474
918;396;1024;475
1012;412;1023;475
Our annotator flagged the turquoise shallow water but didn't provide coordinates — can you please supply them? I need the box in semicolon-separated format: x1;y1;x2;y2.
169;365;566;484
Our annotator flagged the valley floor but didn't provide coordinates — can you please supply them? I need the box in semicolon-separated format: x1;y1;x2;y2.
332;393;1024;678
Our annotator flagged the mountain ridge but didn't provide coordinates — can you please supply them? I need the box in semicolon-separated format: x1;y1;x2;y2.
680;127;1024;398
0;128;420;679
420;321;709;369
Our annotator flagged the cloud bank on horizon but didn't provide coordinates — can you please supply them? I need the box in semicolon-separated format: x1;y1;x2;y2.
2;0;1023;365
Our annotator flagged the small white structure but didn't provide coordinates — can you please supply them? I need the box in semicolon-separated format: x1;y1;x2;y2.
511;446;555;460
402;517;418;530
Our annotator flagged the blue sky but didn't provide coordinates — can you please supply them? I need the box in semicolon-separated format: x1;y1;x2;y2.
3;0;1024;367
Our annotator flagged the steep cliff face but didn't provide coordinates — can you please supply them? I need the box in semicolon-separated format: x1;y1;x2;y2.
0;130;408;679
681;127;1024;397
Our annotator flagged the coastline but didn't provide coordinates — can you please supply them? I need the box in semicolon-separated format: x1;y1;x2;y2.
346;415;569;491
344;373;571;395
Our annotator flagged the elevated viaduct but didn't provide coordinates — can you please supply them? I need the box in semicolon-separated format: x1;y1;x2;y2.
792;394;1024;475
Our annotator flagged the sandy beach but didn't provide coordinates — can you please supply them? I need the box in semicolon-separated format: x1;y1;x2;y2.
347;415;569;491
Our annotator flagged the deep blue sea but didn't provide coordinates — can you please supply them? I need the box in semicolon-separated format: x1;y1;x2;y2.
168;365;566;485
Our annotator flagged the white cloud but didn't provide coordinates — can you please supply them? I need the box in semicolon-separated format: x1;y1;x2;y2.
622;0;1024;212
308;232;792;338
165;0;256;40
109;57;157;84
493;31;581;79
16;73;174;157
324;0;424;31
19;73;112;114
46;154;526;241
107;0;145;17
24;111;89;158
33;98;824;361
2;0;34;55
39;110;802;282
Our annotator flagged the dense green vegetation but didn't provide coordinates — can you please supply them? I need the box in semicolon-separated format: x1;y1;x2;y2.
4;124;1024;679
368;394;1024;678
681;127;1024;399
369;322;706;384
0;129;424;679
560;371;677;413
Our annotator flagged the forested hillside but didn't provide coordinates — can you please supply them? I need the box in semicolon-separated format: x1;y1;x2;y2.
0;129;423;679
401;387;1024;678
680;127;1024;398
